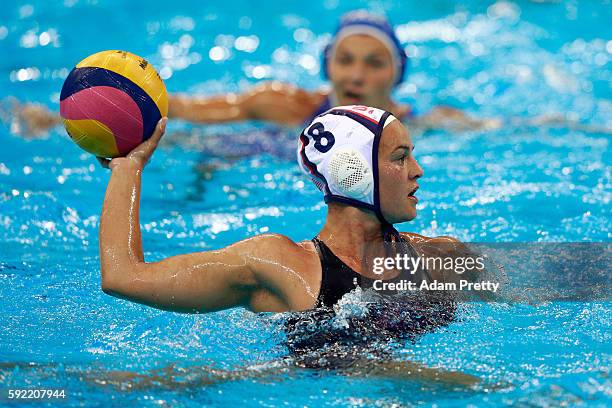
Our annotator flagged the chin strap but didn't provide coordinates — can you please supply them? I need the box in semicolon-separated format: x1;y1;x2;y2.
380;219;401;243
380;219;403;267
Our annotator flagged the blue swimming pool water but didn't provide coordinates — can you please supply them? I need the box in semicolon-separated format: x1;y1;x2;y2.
1;0;611;406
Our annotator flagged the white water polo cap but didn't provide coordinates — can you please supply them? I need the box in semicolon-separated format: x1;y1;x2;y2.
298;105;397;219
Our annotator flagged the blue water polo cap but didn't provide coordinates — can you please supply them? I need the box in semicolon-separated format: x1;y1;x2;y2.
323;10;407;86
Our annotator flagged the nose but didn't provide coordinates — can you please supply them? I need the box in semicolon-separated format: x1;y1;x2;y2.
349;62;366;84
410;158;424;180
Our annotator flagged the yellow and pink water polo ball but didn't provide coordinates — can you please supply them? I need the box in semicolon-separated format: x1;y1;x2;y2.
60;50;168;158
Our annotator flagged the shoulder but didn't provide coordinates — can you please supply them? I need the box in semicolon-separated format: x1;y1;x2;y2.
233;233;321;309
400;232;462;257
400;232;460;243
235;233;314;255
251;234;319;271
399;233;470;283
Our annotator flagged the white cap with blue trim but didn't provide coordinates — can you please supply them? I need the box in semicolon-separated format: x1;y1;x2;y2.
298;105;397;220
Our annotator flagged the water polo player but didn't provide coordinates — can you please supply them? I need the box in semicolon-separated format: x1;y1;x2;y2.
98;105;470;314
147;11;497;130
95;104;494;386
11;11;494;136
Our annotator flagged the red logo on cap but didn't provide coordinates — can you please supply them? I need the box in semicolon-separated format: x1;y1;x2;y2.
340;105;380;124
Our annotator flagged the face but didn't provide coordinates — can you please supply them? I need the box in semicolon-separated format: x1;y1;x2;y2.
377;121;423;223
327;34;396;108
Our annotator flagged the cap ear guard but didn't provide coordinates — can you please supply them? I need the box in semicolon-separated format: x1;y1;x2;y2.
328;147;373;199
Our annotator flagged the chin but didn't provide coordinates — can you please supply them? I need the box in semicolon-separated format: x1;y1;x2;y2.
340;97;362;105
404;208;418;222
388;210;416;224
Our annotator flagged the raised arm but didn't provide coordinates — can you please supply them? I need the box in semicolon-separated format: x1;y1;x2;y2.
98;118;318;313
168;82;325;126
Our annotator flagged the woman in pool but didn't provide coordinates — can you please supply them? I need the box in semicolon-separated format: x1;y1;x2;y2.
99;105;467;314
97;104;491;386
11;11;494;136
167;10;489;130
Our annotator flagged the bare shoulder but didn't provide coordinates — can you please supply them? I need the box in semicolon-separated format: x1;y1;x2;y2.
237;233;314;255
253;233;320;274
236;233;321;310
400;232;461;243
400;232;463;257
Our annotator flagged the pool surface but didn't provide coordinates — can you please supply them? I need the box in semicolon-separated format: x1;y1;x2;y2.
1;0;611;406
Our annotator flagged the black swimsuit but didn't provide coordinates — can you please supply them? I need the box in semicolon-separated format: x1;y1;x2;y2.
282;236;456;369
312;236;434;308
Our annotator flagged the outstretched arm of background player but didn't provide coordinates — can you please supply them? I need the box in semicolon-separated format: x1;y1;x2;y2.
168;82;324;126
